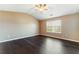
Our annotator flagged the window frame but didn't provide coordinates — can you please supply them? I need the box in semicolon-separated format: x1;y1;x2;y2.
46;19;62;33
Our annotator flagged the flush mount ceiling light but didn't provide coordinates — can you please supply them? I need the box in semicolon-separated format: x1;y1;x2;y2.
35;4;48;11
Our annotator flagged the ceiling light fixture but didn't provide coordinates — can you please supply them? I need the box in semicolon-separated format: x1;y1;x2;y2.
35;4;48;11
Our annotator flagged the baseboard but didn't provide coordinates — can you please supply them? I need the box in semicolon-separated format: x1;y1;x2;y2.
1;34;79;47
39;34;79;47
40;34;79;42
0;34;39;43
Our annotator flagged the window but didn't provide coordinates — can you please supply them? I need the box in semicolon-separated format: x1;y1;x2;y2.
46;20;62;33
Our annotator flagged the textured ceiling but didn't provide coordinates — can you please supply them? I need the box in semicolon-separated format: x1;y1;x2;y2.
0;4;79;20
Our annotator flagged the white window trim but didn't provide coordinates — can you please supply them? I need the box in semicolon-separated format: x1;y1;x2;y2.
46;19;62;33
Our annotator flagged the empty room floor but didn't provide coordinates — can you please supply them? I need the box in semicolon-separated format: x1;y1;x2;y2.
0;35;79;54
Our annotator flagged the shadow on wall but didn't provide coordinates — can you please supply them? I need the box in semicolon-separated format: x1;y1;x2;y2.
0;11;39;42
39;13;79;42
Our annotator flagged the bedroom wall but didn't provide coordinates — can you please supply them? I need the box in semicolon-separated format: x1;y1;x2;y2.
39;13;79;42
0;11;39;42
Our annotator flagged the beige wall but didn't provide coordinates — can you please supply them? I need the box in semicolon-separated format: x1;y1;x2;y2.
0;11;79;43
0;11;39;42
39;13;79;42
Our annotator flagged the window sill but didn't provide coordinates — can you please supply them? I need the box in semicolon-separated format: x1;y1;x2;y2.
46;32;62;34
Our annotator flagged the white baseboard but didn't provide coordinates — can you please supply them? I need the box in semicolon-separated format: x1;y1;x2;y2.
0;34;79;43
0;34;39;43
40;34;79;43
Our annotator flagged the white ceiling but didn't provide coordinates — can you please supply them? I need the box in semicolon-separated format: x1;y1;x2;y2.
0;4;79;20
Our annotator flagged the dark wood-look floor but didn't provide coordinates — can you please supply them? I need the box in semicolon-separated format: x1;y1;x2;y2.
0;35;79;54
